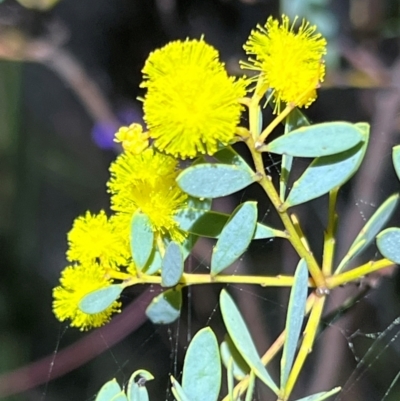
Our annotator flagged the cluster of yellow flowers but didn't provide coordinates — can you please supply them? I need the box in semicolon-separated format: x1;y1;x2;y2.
53;148;188;330
53;15;327;331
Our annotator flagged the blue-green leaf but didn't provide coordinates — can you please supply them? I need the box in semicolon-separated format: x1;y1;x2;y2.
79;285;123;314
220;335;250;380
127;386;148;401
177;164;257;198
127;370;154;401
284;127;369;208
285;108;310;132
161;242;184;287
142;246;163;275
182;327;221;401
110;393;128;401
174;196;212;232
170;377;191;401
294;387;341;401
211;202;258;275
173;196;211;262
377;227;400;264
220;290;279;394
175;208;286;240
146;288;182;324
95;379;121;401
280;109;310;199
213;146;252;169
254;221;287;239
131;211;154;271
266;122;364;158
181;234;199;261
392;145;400;181
336;193;399;273
281;259;308;389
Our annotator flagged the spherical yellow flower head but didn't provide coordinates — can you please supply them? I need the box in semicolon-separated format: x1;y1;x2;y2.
108;148;188;242
114;123;150;155
67;210;130;267
141;38;247;159
242;15;327;111
53;263;121;331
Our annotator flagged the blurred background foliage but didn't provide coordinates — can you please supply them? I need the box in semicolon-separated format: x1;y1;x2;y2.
2;0;400;400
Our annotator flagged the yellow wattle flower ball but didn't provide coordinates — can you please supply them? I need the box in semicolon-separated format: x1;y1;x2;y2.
108;148;188;243
66;210;130;268
141;38;247;159
242;15;327;112
53;263;121;331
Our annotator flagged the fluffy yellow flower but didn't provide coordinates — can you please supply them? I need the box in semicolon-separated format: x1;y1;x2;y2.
242;15;326;111
114;123;150;154
141;38;247;159
53;263;121;331
67;210;130;267
108;148;187;242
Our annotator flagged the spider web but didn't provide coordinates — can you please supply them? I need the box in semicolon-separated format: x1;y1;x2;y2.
39;148;400;401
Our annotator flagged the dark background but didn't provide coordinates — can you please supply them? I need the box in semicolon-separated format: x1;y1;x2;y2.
1;0;400;400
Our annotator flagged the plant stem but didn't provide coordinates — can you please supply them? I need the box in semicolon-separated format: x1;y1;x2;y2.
326;258;394;288
322;188;339;276
249;142;326;288
119;272;315;288
246;94;326;289
255;104;294;147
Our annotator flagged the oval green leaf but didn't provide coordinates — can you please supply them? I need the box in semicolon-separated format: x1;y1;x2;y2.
174;196;212;231
393;145;400;181
181;234;199;261
220;335;250;380
127;386;148;401
96;379;121;401
286;108;311;132
336;193;399;273
220;290;279;394
145;288;182;324
131;211;154;271
266;122;364;158
211;202;258;275
110;393;128;401
176;208;285;240
182;327;221;401
377;227;400;264
355;122;369;135
177;164;257;198
127;370;154;401
213;146;252;169
79;285;123;315
254;221;287;239
170;377;191;401
142;246;163;275
161;242;184;287
281;259;308;389
173;196;211;262
284;133;369;208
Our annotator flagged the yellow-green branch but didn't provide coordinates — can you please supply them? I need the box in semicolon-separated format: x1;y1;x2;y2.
326;258;395;288
118;272;315;288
